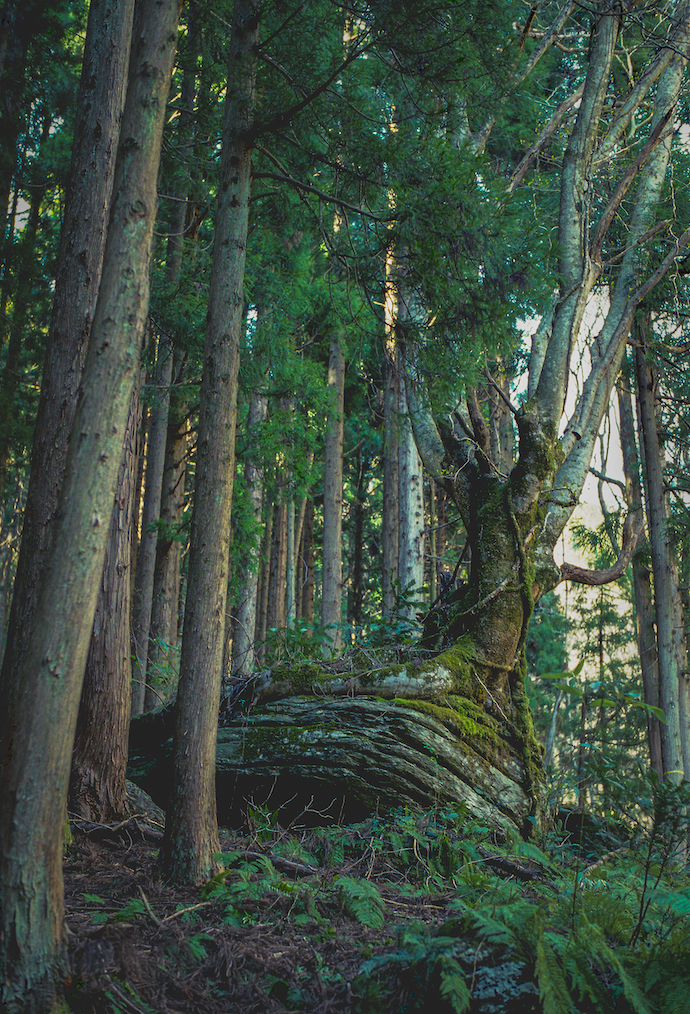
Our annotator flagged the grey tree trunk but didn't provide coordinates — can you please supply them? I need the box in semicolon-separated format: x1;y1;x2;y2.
636;345;689;782
158;0;260;887
69;377;141;820
231;390;267;675
382;305;399;619
617;368;662;776
320;339;345;650
0;0;134;698
0;0;179;1004
149;358;191;655
397;352;425;620
131;339;174;714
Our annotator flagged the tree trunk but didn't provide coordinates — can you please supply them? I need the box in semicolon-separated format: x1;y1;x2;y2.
381;325;398;618
267;498;288;634
397;350;425;620
349;446;367;627
158;0;259;886
617;368;662;777
0;112;50;500
69;377;140;820
321;338;345;650
231;389;267;675
300;497;315;623
0;0;134;699
132;338;174;715
0;0;179;1004
149;357;191;656
636;344;689;782
256;503;274;660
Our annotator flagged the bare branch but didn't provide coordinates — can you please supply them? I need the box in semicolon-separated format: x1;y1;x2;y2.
559;511;644;586
509;83;584;194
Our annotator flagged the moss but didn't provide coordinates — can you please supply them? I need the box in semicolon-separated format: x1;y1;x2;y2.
417;636;482;700
239;721;332;762
271;660;337;688
391;695;506;765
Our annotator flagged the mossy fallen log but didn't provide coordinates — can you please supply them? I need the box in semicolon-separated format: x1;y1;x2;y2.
129;681;540;835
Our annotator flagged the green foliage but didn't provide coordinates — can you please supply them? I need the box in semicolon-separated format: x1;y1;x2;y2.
336;876;385;929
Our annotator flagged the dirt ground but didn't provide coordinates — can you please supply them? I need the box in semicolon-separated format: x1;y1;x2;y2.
64;816;451;1014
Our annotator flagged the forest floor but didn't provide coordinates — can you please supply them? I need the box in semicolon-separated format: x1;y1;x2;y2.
63;791;690;1014
64;812;454;1014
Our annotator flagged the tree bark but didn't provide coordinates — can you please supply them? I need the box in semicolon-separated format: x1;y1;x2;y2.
636;344;689;782
0;0;134;694
231;390;267;675
382;297;398;619
397;350;425;620
149;356;191;655
0;0;179;1004
69;377;141;820
320;339;345;650
267;498;288;634
131;338;174;715
159;0;259;886
617;368;662;777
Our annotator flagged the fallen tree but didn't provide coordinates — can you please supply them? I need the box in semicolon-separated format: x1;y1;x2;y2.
129;642;542;835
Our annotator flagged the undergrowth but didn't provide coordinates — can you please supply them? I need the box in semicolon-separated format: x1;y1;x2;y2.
73;778;690;1014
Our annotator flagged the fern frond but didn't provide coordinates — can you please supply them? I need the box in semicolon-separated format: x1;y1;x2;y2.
337;876;385;929
535;934;573;1014
437;954;471;1014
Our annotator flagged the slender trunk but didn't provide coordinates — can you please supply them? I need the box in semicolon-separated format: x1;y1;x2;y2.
617;370;662;776
636;344;689;782
286;495;296;625
349;447;366;627
256;503;274;659
321;339;345;650
69;376;140;820
231;390;267;675
0;112;50;500
0;0;135;698
149;360;191;654
382;332;398;618
428;478;437;605
301;497;315;624
0;0;178;1003
398;350;425;619
159;0;259;886
132;338;174;714
267;498;288;633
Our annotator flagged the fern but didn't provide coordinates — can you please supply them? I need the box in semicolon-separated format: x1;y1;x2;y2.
437;953;471;1014
535;934;573;1014
337;876;385;929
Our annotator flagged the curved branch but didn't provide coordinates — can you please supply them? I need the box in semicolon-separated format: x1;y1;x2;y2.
559;511;644;586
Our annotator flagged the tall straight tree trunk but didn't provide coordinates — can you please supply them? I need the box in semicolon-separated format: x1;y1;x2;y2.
382;302;398;619
321;338;345;651
69;377;141;820
131;337;173;714
397;350;425;619
349;447;367;626
300;497;315;623
617;368;662;776
149;358;191;653
267;498;288;633
636;342;689;782
0;0;179;1005
159;0;259;886
147;22;199;673
0;112;50;501
0;0;134;696
256;503;274;661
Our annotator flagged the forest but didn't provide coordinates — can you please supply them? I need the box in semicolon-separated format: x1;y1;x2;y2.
1;0;690;1011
